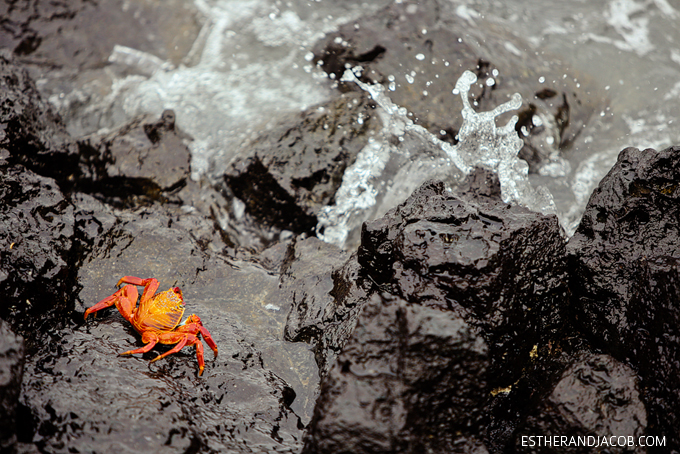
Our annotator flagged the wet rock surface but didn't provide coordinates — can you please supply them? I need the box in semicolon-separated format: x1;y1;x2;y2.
303;292;490;454
281;238;372;378
0;53;312;453
16;194;314;453
358;178;568;386
0;54;77;182
0;0;202;136
296;174;573;453
0;320;25;451
224;91;379;235
74;109;192;205
0;163;75;343
514;353;647;454
567;145;680;452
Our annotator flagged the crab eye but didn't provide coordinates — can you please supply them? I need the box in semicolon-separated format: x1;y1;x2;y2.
173;287;181;294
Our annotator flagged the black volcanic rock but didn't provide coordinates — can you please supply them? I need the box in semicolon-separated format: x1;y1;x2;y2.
0;0;202;136
224;91;379;235
0;54;78;181
281;238;368;377
567;145;680;451
299;175;570;453
514;353;647;454
0;164;75;343
303;293;490;454
0;320;25;452
75;110;192;204
358;179;568;386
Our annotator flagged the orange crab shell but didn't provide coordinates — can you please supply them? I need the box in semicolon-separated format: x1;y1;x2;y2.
132;286;185;333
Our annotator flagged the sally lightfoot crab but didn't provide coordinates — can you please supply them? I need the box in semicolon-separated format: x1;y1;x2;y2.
84;276;218;375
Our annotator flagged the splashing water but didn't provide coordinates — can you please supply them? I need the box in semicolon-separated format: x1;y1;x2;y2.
317;68;556;248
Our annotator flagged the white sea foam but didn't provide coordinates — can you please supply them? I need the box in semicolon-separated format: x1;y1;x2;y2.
317;68;556;248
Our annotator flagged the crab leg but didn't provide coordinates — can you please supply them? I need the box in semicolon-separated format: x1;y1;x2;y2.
149;335;190;364
119;331;159;356
198;325;218;358
117;276;159;307
194;340;205;375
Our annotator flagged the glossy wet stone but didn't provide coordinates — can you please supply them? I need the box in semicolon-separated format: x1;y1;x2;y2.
0;320;25;451
21;318;300;454
1;3;678;453
74;109;191;204
0;164;75;344
298;175;571;453
224;91;380;235
514;353;647;454
15;198;313;453
0;54;315;452
358;178;568;387
280;237;362;377
567;145;680;451
303;293;490;454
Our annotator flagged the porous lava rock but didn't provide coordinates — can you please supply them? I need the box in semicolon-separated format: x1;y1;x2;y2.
0;54;77;181
20;315;301;454
358;178;568;386
0;56;78;344
280;237;366;377
0;319;25;452
0;55;311;453
567;145;680;451
299;175;570;453
303;293;490;454
75;109;191;204
224;91;379;235
514;353;647;454
0;164;75;343
311;0;599;173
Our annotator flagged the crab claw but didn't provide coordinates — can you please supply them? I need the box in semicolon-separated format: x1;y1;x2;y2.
185;314;218;358
84;285;138;322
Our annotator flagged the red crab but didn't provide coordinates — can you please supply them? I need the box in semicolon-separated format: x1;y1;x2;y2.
84;276;218;376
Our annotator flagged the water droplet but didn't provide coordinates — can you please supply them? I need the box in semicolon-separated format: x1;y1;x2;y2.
405;74;414;84
415;53;425;61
